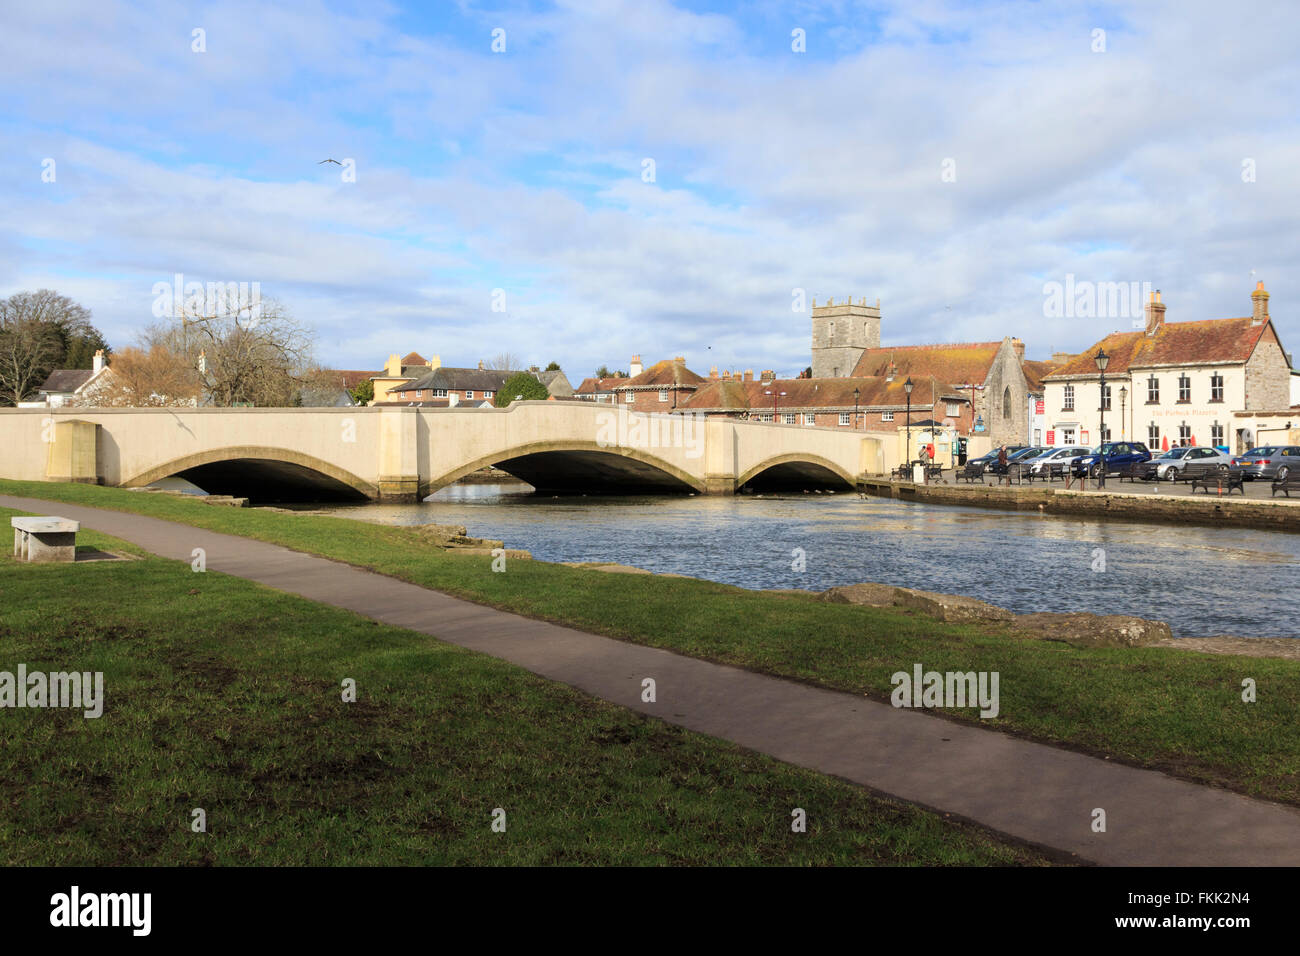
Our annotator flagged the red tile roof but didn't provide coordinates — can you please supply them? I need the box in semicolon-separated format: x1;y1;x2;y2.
400;352;427;366
1045;318;1273;379
616;359;706;389
575;375;630;394
850;342;1002;385
684;376;964;411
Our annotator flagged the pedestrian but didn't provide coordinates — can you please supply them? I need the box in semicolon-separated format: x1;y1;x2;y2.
996;444;1008;484
918;442;930;483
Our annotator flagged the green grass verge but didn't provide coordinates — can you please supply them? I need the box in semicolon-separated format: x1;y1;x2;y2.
0;511;1048;865
3;478;1298;809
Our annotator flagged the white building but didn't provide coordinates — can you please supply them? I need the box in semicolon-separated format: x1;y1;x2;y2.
1041;284;1292;454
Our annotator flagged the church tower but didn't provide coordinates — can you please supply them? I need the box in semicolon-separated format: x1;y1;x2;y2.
810;296;881;378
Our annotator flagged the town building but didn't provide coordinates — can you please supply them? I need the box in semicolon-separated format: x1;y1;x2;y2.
574;374;630;403
22;350;112;408
609;357;707;411
369;353;573;405
1041;284;1292;453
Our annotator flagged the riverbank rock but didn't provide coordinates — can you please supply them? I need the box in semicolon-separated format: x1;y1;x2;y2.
560;561;689;578
1148;635;1300;660
408;524;505;550
1009;613;1171;648
818;583;900;607
454;547;532;560
894;587;1015;623
817;582;1013;622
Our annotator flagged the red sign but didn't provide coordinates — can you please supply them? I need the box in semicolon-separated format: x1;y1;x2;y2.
1081;430;1090;444
1046;430;1055;445
1035;400;1045;415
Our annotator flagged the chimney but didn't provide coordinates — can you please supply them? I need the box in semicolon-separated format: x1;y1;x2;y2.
721;370;731;381
710;366;719;379
760;370;775;382
385;353;402;376
1251;281;1270;326
92;349;105;374
629;354;643;377
1010;337;1025;362
743;369;754;382
1050;351;1073;365
477;360;484;370
1144;290;1166;336
429;354;441;370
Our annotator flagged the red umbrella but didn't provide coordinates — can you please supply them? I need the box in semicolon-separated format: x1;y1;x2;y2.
1161;435;1169;451
1190;435;1197;447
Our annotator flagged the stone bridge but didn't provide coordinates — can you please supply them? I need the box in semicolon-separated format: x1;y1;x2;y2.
0;403;893;501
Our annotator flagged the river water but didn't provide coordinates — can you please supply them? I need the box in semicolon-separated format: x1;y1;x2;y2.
304;483;1300;639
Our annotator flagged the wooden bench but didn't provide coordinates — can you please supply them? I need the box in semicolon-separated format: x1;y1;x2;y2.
1271;471;1300;497
11;516;79;563
1118;462;1150;482
955;461;986;483
1191;467;1244;495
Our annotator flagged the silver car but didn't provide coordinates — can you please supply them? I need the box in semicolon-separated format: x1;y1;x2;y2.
1231;446;1300;480
1025;446;1093;478
1150;446;1234;481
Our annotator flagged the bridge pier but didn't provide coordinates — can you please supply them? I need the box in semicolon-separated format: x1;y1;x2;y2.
378;408;421;502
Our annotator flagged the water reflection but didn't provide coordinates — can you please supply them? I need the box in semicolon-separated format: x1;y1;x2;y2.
301;483;1300;639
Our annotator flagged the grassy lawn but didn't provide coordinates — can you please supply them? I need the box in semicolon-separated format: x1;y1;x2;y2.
0;512;1048;866
3;478;1298;808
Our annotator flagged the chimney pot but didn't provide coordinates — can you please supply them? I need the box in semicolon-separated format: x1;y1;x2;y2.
1251;281;1270;325
1145;289;1167;336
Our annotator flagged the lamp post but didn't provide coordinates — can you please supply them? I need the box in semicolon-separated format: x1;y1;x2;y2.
1119;385;1127;440
904;377;914;467
853;387;860;430
1095;348;1109;487
764;388;786;422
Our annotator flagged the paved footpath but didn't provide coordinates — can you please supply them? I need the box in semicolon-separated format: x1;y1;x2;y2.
6;494;1300;866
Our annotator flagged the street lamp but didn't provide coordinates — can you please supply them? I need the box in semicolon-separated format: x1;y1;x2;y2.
764;388;786;421
1119;385;1127;440
1095;348;1109;486
853;387;860;430
904;377;914;465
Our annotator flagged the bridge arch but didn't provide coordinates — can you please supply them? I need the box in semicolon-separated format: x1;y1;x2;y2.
426;440;705;495
735;452;857;493
122;446;377;502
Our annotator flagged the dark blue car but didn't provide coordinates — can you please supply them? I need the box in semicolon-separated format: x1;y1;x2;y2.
1071;441;1152;478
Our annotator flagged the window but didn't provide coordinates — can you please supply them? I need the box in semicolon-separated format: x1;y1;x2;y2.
401;391;408;399
1210;373;1224;403
947;403;961;417
1002;387;1012;418
1212;422;1224;446
1179;423;1191;445
1063;385;1074;411
784;413;796;425
803;413;815;426
1147;376;1159;404
624;392;633;403
658;389;669;403
434;389;447;397
829;322;835;339
881;410;894;422
1178;374;1191;403
1148;424;1160;449
838;412;851;426
1100;384;1111;411
1062;428;1076;444
484;391;493;398
466;391;473;400
1100;424;1111;442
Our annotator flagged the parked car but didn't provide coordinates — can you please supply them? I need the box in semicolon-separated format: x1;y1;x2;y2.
1025;446;1093;478
1231;445;1300;480
1146;446;1234;480
987;445;1044;475
1070;441;1152;478
967;445;1026;471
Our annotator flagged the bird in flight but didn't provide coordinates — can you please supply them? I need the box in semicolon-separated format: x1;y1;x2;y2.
318;158;342;165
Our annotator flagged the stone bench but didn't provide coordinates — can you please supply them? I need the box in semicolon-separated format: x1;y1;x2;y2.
11;516;79;563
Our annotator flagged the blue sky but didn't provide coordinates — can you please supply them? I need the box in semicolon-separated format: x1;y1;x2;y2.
2;0;1297;378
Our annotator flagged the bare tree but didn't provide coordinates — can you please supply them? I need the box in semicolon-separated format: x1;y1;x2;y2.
484;352;523;372
0;290;100;405
142;297;318;407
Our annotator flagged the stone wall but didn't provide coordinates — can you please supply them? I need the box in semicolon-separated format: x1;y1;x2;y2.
981;338;1030;446
1245;324;1292;410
